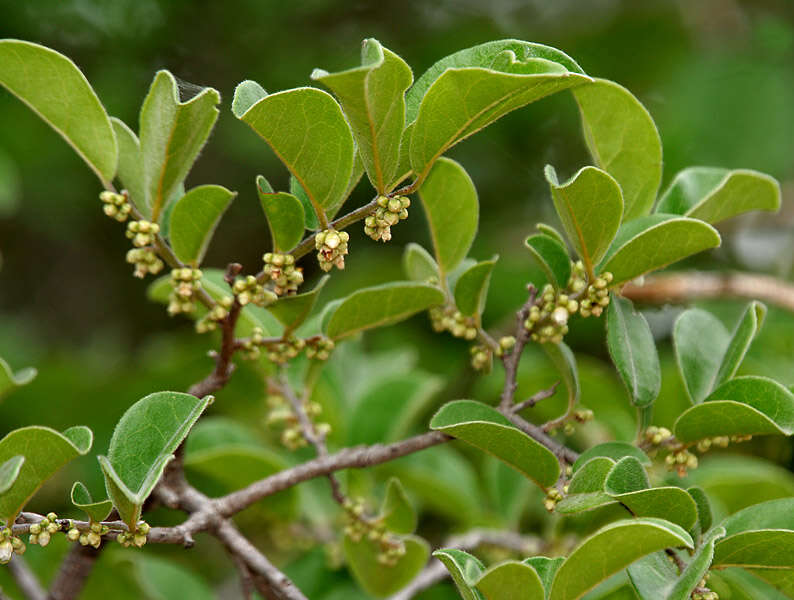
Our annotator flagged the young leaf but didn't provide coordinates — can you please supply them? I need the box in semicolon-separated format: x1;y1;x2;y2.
434;548;486;600
139;70;220;221
233;86;355;220
381;478;416;535
656;167;781;224
324;282;444;340
715;301;766;386
599;214;720;286
344;534;429;598
606;295;661;408
169;184;235;266
111;117;145;208
572;442;651;472
573;79;662;221
474;561;546;600
604;456;649;494
312;39;413;193
70;481;113;523
267;276;329;335
402;243;439;282
0;356;37;400
454;257;498;317
231;79;267;117
257;176;305;252
430;400;560;488
418;157;479;277
674;376;794;442
0;40;118;185
0;425;93;522
0;455;24;495
567;457;615;494
548;518;694;600
525;233;572;289
545;165;623;275
99;391;211;527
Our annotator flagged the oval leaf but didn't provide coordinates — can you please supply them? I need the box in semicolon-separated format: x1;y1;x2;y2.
0;356;37;400
434;548;486;600
573;79;662;221
257;177;305;252
111;117;145;209
568;457;615;494
599;214;720;286
454;257;497;317
525;233;572;289
0;40;117;184
344;534;429;598
0;425;93;522
475;560;546;600
606;295;661;408
169;184;235;266
673;308;730;404
403;243;439;282
267;275;329;335
0;456;24;495
70;481;113;523
572;442;651;473
713;530;794;569
324;282;444;340
234;86;355;219
656;167;781;224
430;400;560;488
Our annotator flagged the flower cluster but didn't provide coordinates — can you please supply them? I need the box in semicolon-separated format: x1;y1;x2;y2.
342;498;406;566
305;337;335;361
429;306;478;340
28;512;61;547
315;230;349;272
168;268;203;315
524;284;578;344
469;344;492;372
195;296;234;333
116;522;150;548
124;220;164;278
364;195;410;242
265;393;330;450
67;521;110;549
262;253;304;295
99;190;132;222
0;527;25;564
233;275;278;307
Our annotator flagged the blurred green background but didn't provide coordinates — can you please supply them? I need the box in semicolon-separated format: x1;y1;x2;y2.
1;1;794;598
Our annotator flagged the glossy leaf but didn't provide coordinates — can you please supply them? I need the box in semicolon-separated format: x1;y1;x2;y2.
111;117;145;207
572;442;651;473
381;478;416;535
267;275;329;335
454;257;497;317
475;560;546;600
169;184;235;266
99;391;211;527
257;176;305;252
70;481;113;523
403;243;439;282
573;79;662;220
0;39;117;184
0;425;92;522
656;167;781;224
313;38;413;192
434;548;486;600
0;357;36;400
545;165;623;275
674;376;794;442
234;85;355;219
525;233;571;289
0;456;23;495
599;215;720;286
344;534;429;598
418;157;479;277
549;518;694;600
606;295;660;408
139;70;220;220
324;282;444;340
430;400;560;488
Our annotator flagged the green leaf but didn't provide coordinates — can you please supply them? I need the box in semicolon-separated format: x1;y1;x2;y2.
312;39;413;193
475;560;546;600
344;534;429;598
536;223;568;247
606;296;661;408
0;456;23;495
324;282;444;340
434;548;486;600
403;243;439;282
715;301;766;386
713;530;794;569
549;518;694;600
418;157;479;277
291;175;320;230
430;400;560;488
599;215;720;286
70;481;113;523
410;51;589;179
543;341;580;410
554;491;615;515
99;391;211;528
674;376;794;442
139;70;220;220
687;486;713;534
720;498;794;536
0;425;92;523
524;557;565;598
234;85;355;219
169;184;235;266
257;176;305;252
0;40;117;185
656;167;781;224
454;257;497;317
267;275;329;335
568;457;616;494
572;442;651;473
231;79;267;117
381;478;416;535
110;117;145;208
525;233;572;289
545;165;623;275
0;356;37;400
573;79;662;221
604;457;649;494
131;554;215;600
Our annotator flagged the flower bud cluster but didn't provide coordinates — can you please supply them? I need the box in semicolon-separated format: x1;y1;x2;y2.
195;296;234;333
266;393;331;450
524;284;577;344
692;591;718;600
266;337;306;365
29;512;61;547
126;248;164;278
126;220;160;248
469;344;493;372
544;488;564;512
578;271;613;318
342;498;406;566
665;448;698;476
315;230;349;272
305;337;335;361
67;521;109;549
643;426;674;446
116;521;150;548
99;190;132;222
495;336;516;357
695;434;752;454
262;253;304;295
429;307;478;340
364;195;410;242
0;527;25;564
168;268;203;315
233;275;278;307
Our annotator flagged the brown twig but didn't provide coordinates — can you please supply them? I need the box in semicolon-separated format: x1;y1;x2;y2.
499;286;537;411
512;381;560;412
47;544;102;600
